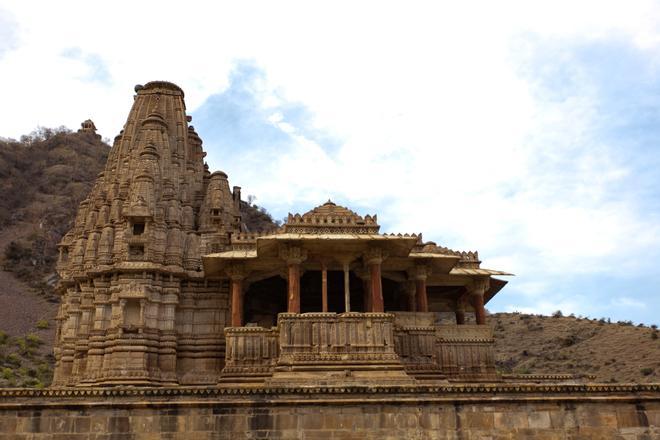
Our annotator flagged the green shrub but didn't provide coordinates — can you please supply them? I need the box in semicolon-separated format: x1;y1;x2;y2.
25;333;42;346
559;334;579;347
1;367;13;381
36;363;51;379
15;337;28;354
21;377;40;388
640;367;654;376
35;320;49;330
0;330;7;345
6;353;21;366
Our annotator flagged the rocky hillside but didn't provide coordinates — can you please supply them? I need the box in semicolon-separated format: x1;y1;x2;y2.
492;312;659;383
0;127;658;387
0;127;110;387
0;126;281;387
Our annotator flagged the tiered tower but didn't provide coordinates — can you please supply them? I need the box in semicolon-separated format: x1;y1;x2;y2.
54;81;242;386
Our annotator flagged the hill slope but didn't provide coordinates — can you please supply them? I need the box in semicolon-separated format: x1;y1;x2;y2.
492;312;659;383
0;127;658;387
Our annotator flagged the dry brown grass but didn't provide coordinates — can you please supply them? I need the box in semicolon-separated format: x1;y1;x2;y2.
492;312;660;383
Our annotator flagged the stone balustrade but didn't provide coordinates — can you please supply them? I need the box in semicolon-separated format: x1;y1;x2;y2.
217;312;499;384
220;326;279;383
268;312;412;385
435;324;498;381
276;312;399;364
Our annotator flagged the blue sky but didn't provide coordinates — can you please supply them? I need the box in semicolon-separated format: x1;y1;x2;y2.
0;1;658;324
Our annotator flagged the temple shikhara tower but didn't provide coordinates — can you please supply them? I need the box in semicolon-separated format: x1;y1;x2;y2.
53;81;511;387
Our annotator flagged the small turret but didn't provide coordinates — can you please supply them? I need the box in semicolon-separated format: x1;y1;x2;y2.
78;119;101;139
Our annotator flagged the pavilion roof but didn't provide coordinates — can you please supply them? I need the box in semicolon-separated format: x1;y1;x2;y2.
283;200;380;234
202;200;513;289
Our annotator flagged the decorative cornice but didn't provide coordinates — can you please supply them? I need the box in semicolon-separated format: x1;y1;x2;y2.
0;383;658;401
284;200;380;234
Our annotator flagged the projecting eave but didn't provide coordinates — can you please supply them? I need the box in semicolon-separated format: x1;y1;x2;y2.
408;252;462;274
485;277;508;304
204;250;258;259
201;250;258;276
254;233;418;258
449;268;514;276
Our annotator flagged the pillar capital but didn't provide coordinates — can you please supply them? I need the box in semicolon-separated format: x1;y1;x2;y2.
317;257;332;269
363;247;387;266
224;263;247;281
407;263;430;281
469;277;490;296
353;268;370;281
279;243;307;265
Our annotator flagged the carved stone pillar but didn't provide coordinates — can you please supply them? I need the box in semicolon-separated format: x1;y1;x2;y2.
320;260;328;313
139;299;146;326
279;244;307;314
364;248;385;313
405;281;416;312
455;297;466;325
225;264;247;327
409;265;429;313
469;278;489;325
288;263;301;313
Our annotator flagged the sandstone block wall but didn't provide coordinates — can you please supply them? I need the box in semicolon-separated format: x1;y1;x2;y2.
0;384;658;439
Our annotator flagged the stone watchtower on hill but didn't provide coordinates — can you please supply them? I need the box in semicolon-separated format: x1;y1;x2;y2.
77;119;102;139
53;81;512;387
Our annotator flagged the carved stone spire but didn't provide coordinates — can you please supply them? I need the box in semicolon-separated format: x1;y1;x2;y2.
53;81;243;386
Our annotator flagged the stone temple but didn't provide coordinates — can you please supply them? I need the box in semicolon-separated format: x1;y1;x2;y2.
1;81;657;439
53;80;511;387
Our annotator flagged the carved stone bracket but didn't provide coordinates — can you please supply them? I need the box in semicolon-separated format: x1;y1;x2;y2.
363;247;387;266
468;277;490;325
224;263;247;281
278;243;308;265
407;264;430;281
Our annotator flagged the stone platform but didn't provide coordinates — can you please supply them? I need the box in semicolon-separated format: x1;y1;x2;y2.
0;383;658;439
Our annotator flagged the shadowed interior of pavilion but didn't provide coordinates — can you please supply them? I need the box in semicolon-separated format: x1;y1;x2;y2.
203;201;511;386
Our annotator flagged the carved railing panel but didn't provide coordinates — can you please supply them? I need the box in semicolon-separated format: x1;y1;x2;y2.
277;312;400;366
435;324;498;381
220;326;279;382
394;326;445;380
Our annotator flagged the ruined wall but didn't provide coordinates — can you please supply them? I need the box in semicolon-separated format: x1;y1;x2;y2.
0;384;658;439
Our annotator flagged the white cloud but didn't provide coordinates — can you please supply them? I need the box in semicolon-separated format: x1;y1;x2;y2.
0;0;659;320
610;297;645;309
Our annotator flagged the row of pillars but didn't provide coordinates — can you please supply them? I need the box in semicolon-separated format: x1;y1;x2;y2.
227;246;488;327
